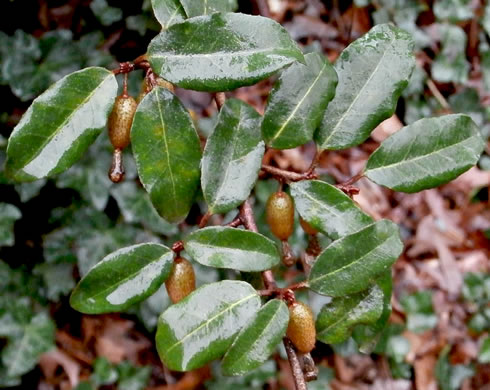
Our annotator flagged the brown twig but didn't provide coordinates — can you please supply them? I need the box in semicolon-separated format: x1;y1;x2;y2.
198;211;212;228
214;92;226;111
284;338;308;390
335;171;363;197
261;164;318;183
225;215;242;228
426;78;452;112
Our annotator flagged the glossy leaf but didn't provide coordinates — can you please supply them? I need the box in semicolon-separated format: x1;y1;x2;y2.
151;0;186;29
147;13;304;92
180;0;237;17
365;114;485;193
131;87;201;223
183;227;280;272
316;284;384;344
290;180;373;240
308;220;403;297
70;243;174;314
315;23;415;150
221;299;289;376
2;313;55;377
202;99;264;214
262;52;338;149
156;280;261;371
6;67;118;181
0;203;21;247
353;272;393;353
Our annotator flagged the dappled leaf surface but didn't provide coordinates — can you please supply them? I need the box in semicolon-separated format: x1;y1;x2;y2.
179;0;238;17
290;180;373;239
148;13;304;91
201;99;264;214
6;67;117;181
1;313;55;377
221;299;288;376
315;23;415;150
308;220;403;296
131;87;201;223
70;243;174;314
151;0;186;29
156;280;260;371
184;227;280;272
316;284;383;344
365;114;485;193
262;52;337;149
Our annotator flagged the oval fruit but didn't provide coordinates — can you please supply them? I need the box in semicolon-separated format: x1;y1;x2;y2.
286;301;316;353
108;94;137;150
266;191;294;240
165;257;196;304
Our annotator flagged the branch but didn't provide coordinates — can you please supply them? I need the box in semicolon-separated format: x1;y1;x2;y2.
214;92;226;111
284;338;308;390
239;200;311;390
261;165;318;183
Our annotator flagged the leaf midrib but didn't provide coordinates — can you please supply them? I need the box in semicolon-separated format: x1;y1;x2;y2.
18;70;111;173
269;62;328;143
165;293;258;354
321;34;395;148
309;229;396;287
366;135;480;173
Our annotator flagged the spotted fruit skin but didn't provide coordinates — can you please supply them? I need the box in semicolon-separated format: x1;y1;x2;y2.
300;217;318;235
108;95;137;150
165;257;196;304
266;191;294;240
286;301;316;353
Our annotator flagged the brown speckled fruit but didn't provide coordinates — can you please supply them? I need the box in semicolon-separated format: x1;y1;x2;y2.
165;257;196;304
108;94;137;150
286;301;316;353
266;191;294;240
300;217;318;235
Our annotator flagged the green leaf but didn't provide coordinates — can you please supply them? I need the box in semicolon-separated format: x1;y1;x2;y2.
308;220;403;297
353;272;393;353
70;243;174;314
147;13;304;92
290;180;373;240
400;291;437;333
316;284;384;345
432;24;469;84
6;67;118;181
221;299;288;376
131;86;201;223
2;312;55;377
110;181;178;236
436;346;475;390
479;337;490;364
202;99;264;214
365;114;485;193
151;0;186;29
156;280;261;371
433;0;473;22
262;52;338;149
184;226;280;272
0;203;21;247
180;0;238;17
116;361;151;390
90;0;123;26
315;23;415;150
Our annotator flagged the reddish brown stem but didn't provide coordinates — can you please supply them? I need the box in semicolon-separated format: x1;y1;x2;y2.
198;211;212;228
261;165;318;183
214;92;226;111
284;338;308;390
225;215;242;228
171;241;184;255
